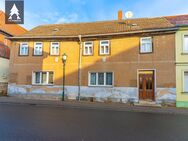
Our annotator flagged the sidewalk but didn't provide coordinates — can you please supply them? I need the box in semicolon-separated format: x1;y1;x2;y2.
0;96;188;115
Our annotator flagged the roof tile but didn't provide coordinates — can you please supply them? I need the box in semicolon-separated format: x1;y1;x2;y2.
19;17;175;37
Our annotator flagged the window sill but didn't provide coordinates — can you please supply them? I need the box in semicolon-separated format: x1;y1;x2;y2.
50;54;60;56
139;52;153;54
88;85;113;88
181;92;188;94
19;54;29;56
33;55;43;56
181;53;188;55
83;54;93;56
32;84;54;86
99;53;110;56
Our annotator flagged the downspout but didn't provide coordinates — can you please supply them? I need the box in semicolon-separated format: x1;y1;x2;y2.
78;35;82;101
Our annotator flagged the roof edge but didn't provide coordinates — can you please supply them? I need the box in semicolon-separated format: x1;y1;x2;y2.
0;29;13;37
7;27;178;40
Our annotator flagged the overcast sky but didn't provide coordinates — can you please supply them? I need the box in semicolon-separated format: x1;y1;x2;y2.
0;0;188;30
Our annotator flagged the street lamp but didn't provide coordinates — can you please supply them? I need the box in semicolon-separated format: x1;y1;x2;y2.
62;53;67;101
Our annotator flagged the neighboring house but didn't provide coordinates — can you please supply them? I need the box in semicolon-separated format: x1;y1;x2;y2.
0;10;27;95
8;13;179;105
166;15;188;107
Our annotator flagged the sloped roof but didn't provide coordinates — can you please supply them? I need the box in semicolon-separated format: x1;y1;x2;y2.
165;14;188;26
17;17;175;38
0;10;27;36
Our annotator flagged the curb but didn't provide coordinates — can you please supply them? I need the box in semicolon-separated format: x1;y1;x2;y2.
0;97;188;115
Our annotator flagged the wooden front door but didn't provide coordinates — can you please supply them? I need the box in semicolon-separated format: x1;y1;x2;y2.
139;71;155;101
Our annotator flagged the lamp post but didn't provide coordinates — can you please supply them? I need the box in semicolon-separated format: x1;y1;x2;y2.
62;53;67;101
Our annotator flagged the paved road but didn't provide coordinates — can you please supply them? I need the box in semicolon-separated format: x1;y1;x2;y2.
0;104;188;141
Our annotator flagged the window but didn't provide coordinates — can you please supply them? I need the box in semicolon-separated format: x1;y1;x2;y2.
19;43;28;55
100;40;110;55
184;72;188;92
50;42;59;55
89;72;113;86
34;42;43;55
84;42;93;55
32;71;54;85
106;72;113;85
183;35;188;53
140;37;153;53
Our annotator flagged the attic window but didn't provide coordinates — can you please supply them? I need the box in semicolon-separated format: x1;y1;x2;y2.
131;23;138;26
53;28;59;31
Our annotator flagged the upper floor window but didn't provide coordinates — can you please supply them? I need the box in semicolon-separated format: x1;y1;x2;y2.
100;40;110;55
84;41;93;55
50;42;59;55
32;71;54;85
34;42;43;56
19;42;29;56
140;37;153;53
183;35;188;53
89;72;113;86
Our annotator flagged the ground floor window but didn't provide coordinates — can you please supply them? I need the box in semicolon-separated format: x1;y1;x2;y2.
89;72;113;86
184;72;188;92
32;71;54;85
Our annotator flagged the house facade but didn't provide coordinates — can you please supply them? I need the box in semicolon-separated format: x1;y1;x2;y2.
0;10;27;95
8;16;178;104
176;26;188;107
165;15;188;107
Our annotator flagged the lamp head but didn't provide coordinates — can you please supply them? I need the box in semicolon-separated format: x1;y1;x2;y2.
62;53;67;63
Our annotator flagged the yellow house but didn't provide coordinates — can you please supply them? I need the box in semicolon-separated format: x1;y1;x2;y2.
8;14;179;105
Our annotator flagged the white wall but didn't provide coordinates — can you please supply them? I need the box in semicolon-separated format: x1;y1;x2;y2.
8;84;176;104
0;57;9;83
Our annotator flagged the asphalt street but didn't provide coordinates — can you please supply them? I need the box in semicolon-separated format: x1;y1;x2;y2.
0;103;188;141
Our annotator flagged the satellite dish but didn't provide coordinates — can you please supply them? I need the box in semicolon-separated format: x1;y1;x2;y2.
125;11;134;19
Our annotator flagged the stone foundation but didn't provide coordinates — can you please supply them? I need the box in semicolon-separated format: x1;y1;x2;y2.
8;84;176;104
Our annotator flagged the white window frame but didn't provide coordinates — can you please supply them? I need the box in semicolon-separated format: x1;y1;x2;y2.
100;40;110;55
34;42;43;56
140;37;153;53
32;71;54;85
83;41;93;55
50;42;60;55
183;71;188;92
183;35;188;53
19;42;29;56
88;72;114;87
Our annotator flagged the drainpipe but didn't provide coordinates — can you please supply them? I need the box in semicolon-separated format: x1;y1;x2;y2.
78;35;82;101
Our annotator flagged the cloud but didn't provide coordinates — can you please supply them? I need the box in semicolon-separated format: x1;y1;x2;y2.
131;0;188;18
22;11;60;30
56;13;79;23
2;0;188;30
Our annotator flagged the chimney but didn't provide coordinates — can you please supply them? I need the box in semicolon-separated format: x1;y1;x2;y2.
118;10;123;20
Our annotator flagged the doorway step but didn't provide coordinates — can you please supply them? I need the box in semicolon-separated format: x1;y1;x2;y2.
134;100;161;107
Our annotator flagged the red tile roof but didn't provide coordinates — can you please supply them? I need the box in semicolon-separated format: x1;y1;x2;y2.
165;14;188;25
16;17;175;38
0;10;27;36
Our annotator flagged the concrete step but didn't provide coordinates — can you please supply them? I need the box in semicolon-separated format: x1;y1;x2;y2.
134;100;161;107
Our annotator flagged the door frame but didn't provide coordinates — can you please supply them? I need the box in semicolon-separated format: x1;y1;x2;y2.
137;69;156;101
